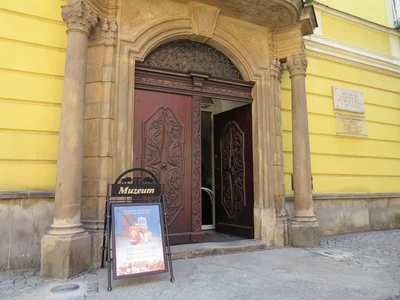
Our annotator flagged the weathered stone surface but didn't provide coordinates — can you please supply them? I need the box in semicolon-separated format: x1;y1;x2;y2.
274;217;289;247
388;199;400;227
287;196;400;236
259;207;276;246
40;233;92;279
85;82;102;104
81;197;98;220
0;198;54;272
90;231;104;268
369;199;389;230
314;200;346;235
343;199;370;233
291;221;320;247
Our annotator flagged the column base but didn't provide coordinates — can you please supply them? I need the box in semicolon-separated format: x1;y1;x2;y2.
290;220;319;247
274;215;289;247
40;232;92;279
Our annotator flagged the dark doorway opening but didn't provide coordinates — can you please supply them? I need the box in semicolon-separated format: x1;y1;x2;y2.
201;98;254;239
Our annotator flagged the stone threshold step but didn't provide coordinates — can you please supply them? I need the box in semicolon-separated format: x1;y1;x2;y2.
170;239;268;260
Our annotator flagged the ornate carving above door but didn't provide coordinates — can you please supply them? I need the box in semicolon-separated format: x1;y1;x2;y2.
143;40;243;80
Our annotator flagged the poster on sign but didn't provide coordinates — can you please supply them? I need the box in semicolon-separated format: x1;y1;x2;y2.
111;202;167;279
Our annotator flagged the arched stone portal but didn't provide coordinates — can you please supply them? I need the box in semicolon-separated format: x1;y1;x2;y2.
41;0;318;278
133;39;255;243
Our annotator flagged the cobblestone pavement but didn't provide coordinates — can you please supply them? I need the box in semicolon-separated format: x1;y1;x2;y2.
1;230;399;300
318;230;400;283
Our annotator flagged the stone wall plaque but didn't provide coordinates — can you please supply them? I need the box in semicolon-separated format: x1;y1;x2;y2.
336;112;367;137
333;87;364;113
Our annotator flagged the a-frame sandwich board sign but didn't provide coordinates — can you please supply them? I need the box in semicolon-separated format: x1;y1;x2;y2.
101;168;174;291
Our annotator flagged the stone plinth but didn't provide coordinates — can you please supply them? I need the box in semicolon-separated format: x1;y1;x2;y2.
40;233;92;278
291;221;319;247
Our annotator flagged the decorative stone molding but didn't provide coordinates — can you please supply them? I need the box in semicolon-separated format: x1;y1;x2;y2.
61;0;98;35
89;18;117;45
286;52;308;77
269;31;277;58
120;0;185;36
85;0;113;19
270;57;284;81
270;56;286;225
143;40;243;80
190;2;220;42
306;48;400;78
114;6;284;244
218;0;294;27
315;2;400;36
216;15;269;66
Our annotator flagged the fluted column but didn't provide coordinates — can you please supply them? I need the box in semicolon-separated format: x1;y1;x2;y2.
41;0;98;278
286;52;319;247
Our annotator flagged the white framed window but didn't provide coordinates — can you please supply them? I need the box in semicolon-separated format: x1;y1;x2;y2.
392;0;400;21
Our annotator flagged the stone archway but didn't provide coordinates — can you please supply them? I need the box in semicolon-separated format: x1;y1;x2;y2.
41;0;318;279
113;18;277;247
133;39;256;242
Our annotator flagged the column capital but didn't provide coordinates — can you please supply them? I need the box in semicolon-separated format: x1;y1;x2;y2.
61;0;98;35
89;18;118;45
270;57;284;82
286;52;308;77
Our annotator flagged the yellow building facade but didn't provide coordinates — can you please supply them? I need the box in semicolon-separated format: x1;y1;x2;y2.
0;0;399;276
281;0;400;236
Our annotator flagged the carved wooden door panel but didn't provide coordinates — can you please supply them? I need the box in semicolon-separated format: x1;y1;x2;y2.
214;104;254;238
134;89;193;244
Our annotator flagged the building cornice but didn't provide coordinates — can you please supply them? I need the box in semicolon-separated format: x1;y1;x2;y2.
304;35;400;77
314;2;400;37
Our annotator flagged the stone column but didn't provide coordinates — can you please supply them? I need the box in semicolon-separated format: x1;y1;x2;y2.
286;52;319;247
270;58;288;247
40;0;98;278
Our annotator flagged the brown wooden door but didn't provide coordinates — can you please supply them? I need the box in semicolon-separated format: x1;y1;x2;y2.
134;89;193;244
214;104;254;238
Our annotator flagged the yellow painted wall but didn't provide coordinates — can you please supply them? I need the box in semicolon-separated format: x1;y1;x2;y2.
318;0;389;26
321;15;392;56
281;56;400;194
0;0;67;190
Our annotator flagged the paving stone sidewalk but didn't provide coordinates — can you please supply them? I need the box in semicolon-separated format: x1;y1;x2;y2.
1;230;399;300
318;230;400;282
0;268;98;300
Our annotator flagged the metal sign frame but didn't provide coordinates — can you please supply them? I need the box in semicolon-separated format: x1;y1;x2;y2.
100;168;175;291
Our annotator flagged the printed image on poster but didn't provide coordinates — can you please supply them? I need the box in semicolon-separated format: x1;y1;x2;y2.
111;202;167;279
